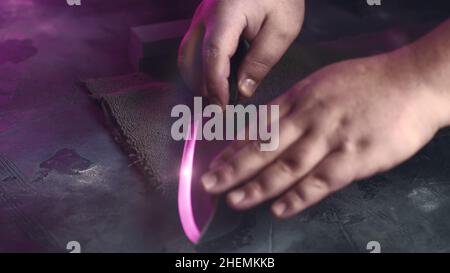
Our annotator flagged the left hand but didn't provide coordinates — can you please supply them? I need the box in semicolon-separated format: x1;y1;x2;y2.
200;49;449;218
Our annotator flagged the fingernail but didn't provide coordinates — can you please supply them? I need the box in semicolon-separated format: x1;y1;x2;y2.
272;202;287;217
239;78;256;97
229;190;246;205
202;173;218;191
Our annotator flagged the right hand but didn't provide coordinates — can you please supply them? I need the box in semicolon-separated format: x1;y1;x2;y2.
178;0;305;108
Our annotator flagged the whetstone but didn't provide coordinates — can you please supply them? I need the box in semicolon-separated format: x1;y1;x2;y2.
129;19;191;75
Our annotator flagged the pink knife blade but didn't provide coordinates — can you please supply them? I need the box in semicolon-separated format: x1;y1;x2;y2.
178;117;216;244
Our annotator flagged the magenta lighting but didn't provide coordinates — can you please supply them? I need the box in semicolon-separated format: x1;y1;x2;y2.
178;118;202;244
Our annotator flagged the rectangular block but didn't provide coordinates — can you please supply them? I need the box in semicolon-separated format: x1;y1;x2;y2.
129;19;191;73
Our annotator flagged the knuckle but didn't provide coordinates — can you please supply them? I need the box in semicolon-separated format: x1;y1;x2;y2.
335;131;371;154
313;97;331;112
244;55;272;73
309;175;332;192
225;160;238;175
302;96;332;117
338;115;352;129
357;137;372;150
284;118;304;136
339;137;358;154
247;181;266;197
314;159;355;189
289;187;305;206
216;162;237;183
275;155;302;175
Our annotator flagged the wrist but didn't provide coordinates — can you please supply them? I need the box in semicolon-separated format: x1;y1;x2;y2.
408;20;450;128
378;46;449;132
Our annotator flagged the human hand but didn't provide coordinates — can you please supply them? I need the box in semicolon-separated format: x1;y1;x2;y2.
200;49;450;218
178;0;305;107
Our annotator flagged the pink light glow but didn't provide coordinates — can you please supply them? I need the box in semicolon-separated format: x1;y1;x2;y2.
178;118;201;244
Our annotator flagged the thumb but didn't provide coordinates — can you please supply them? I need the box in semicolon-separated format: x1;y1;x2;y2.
238;21;300;98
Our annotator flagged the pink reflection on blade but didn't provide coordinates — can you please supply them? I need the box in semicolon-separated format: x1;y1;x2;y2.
178;118;201;244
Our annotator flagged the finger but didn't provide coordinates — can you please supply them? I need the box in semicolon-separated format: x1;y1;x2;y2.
202;18;245;107
209;139;248;170
201;112;307;194
209;91;298;169
226;131;330;210
178;22;206;96
271;150;358;219
238;17;300;98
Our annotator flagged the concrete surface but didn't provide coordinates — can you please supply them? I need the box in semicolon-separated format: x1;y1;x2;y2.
1;0;450;253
